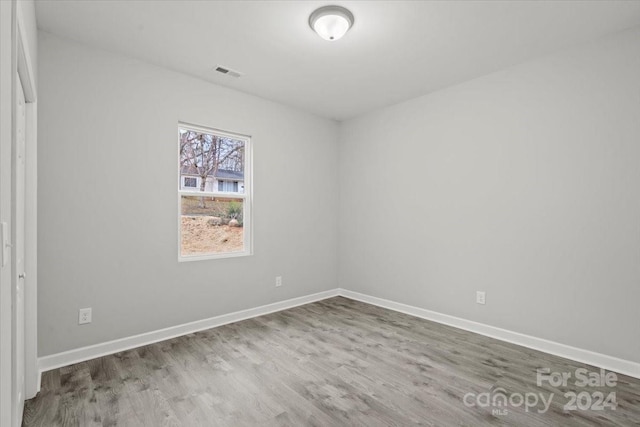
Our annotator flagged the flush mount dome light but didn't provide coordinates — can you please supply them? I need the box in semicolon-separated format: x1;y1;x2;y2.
309;5;354;41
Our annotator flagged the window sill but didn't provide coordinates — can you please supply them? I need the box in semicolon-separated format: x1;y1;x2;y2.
178;250;252;262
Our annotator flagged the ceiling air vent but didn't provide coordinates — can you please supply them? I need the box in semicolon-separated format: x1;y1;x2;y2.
214;65;243;78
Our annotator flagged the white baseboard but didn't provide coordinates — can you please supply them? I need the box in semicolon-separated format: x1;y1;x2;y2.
338;289;640;379
37;287;639;392
38;289;340;377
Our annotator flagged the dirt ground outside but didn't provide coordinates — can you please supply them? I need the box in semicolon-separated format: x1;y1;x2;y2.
181;216;243;256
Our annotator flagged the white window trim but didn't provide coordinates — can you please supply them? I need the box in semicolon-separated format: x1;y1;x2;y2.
177;122;253;262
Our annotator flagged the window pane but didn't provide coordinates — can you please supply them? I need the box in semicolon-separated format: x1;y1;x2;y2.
180;196;244;256
179;128;245;193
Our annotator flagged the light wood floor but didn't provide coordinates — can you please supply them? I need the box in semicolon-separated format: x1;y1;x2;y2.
23;297;640;426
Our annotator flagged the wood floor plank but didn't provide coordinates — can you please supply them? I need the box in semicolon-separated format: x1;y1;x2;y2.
23;297;640;426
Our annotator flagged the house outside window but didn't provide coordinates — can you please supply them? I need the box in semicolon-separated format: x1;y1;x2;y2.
178;123;252;260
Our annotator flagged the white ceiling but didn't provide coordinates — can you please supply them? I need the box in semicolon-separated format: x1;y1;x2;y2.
35;1;640;121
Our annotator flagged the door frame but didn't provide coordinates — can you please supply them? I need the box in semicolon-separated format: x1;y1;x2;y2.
2;3;39;423
15;3;38;402
1;2;38;422
12;68;26;427
0;1;14;424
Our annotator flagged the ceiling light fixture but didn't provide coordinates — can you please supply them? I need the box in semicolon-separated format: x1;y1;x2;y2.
309;5;354;41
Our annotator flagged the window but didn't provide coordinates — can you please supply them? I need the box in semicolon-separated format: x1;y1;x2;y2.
178;123;251;260
217;180;240;192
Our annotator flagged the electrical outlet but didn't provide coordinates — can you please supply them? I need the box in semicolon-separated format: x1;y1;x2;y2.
275;276;283;287
79;308;92;325
476;291;486;305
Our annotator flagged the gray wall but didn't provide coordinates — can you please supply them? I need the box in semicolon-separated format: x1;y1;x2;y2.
338;28;640;363
38;33;339;356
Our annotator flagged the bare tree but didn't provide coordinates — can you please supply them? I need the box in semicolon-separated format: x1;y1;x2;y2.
180;130;244;208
